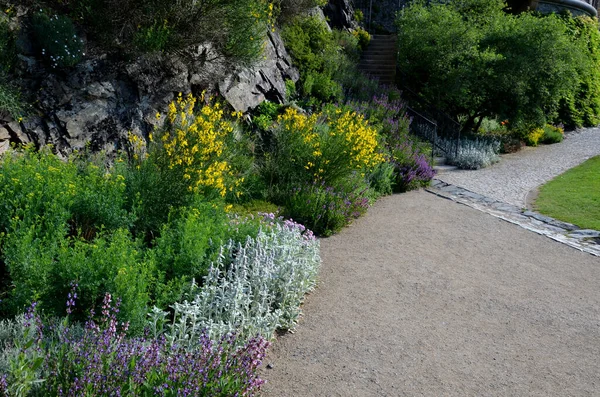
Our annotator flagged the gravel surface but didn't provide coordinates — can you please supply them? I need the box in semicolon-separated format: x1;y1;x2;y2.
436;127;600;208
261;191;600;396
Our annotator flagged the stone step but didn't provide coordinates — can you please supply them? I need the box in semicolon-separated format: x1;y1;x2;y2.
359;65;396;71
433;164;458;174
359;64;397;70
361;71;396;78
370;34;398;41
366;41;397;48
362;49;396;55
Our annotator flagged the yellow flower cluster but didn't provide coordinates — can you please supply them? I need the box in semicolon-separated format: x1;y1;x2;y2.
159;93;241;197
277;107;384;182
329;110;385;170
128;132;147;162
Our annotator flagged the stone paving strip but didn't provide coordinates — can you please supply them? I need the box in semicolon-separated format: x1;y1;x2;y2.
427;179;600;257
436;127;600;208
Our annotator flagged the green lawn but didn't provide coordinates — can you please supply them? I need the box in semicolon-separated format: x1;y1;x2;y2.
535;156;600;231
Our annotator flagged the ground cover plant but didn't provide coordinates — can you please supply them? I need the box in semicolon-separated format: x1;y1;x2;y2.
0;296;270;396
534;155;600;231
443;137;501;170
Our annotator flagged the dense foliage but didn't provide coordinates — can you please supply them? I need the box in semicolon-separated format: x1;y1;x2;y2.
281;15;380;104
0;17;21;118
396;0;600;134
555;15;600;129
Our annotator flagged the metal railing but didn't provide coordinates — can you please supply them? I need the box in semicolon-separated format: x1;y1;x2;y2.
396;67;462;158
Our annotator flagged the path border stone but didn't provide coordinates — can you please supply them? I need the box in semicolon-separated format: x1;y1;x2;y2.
427;179;600;257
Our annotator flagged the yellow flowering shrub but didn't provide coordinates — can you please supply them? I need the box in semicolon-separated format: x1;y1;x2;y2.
525;127;545;147
272;107;385;185
156;93;243;198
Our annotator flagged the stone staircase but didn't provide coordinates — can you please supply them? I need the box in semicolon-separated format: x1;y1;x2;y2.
359;34;397;85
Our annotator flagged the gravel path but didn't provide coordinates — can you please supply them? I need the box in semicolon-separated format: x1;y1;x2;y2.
261;191;600;396
436;127;600;208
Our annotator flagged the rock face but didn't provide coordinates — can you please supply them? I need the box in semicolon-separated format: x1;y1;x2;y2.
323;0;358;30
0;28;298;157
219;30;299;113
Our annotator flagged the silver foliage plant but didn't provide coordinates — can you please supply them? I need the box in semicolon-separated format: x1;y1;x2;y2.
445;138;501;170
149;215;320;346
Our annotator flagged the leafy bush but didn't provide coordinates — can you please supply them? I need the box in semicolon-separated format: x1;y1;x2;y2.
555;15;600;128
154;93;245;200
150;203;231;307
524;127;545;147
266;107;385;189
31;11;84;69
71;0;273;62
444;138;501;170
0;144;256;332
351;27;370;51
390;142;435;192
132;19;171;52
0;18;22;118
151;217;320;342
252;100;282;131
396;0;584;132
0;297;269;396
281;177;371;235
540;124;564;144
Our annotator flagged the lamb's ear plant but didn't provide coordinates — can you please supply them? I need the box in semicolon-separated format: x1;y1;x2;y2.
444;138;501;170
152;216;320;345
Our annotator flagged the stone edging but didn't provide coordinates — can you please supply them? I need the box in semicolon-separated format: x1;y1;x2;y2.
426;179;600;257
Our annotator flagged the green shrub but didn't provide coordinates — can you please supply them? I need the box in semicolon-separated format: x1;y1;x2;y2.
70;0;273;63
280;175;372;236
366;161;395;196
540;124;564;144
263;106;385;234
0;19;22;118
0;82;23;119
70;158;134;240
354;9;364;23
152;204;229;289
285;79;297;100
31;11;84;69
351;27;370;51
253;100;282;130
133;19;171;52
51;229;153;333
302;71;342;103
524;127;544;147
396;0;582;132
555;15;600;128
282;15;379;103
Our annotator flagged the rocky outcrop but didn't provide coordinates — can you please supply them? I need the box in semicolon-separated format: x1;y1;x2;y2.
218;30;299;113
323;0;358;30
0;27;298;157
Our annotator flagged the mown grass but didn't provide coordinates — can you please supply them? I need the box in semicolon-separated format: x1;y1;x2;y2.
535;156;600;230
